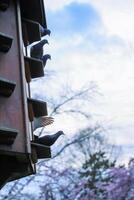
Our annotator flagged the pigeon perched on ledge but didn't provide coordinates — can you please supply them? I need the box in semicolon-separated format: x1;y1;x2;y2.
42;54;51;67
30;39;49;59
34;131;64;146
39;25;51;37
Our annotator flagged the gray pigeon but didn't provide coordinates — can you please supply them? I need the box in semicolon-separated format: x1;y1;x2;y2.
30;39;49;59
42;54;51;67
39;25;51;37
34;131;64;146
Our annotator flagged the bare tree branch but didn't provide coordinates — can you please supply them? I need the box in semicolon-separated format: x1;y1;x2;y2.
50;83;97;115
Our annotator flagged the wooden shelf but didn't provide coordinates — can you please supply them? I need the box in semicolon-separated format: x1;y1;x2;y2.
22;18;41;46
0;0;9;11
0;127;18;145
0;32;13;52
31;142;51;163
28;98;47;121
0;77;16;97
0;155;34;185
20;0;47;29
24;56;44;83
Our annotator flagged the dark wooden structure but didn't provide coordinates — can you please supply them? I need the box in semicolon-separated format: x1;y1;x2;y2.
0;0;51;189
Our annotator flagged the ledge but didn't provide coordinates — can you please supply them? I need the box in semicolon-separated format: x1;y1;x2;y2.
20;0;47;29
0;127;18;145
0;77;16;97
0;0;10;11
31;142;51;162
27;98;48;121
0;32;13;52
22;18;41;46
24;56;44;82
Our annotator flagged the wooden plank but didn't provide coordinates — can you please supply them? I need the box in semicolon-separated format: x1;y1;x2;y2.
22;18;41;45
20;0;47;28
0;0;10;11
24;56;44;82
0;77;16;97
0;32;13;52
0;127;18;145
28;98;48;120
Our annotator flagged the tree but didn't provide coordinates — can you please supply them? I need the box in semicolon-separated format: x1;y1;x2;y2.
37;126;117;200
68;151;116;200
0;82;98;199
104;158;134;200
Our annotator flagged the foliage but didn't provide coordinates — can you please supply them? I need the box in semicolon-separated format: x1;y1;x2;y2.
0;82;134;200
63;156;134;200
1;127;134;200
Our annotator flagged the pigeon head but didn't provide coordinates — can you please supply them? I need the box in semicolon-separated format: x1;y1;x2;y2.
42;54;51;60
43;29;51;36
42;54;51;66
39;25;51;36
40;39;49;46
53;131;65;144
57;131;65;136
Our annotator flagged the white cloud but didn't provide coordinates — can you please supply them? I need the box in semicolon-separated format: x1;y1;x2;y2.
39;1;134;156
87;0;134;42
44;0;73;11
45;0;134;42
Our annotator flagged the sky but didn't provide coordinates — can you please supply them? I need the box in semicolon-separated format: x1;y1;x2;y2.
32;0;134;163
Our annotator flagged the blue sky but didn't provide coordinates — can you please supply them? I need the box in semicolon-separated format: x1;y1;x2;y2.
46;2;100;35
31;0;134;163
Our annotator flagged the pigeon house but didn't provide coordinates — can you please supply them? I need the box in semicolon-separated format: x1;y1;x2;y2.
0;0;51;189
